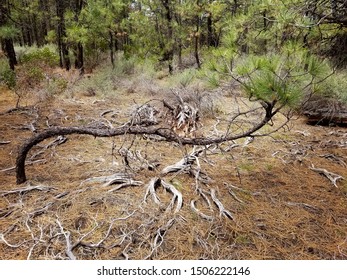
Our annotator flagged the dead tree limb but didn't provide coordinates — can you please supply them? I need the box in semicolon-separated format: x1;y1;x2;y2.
15;101;275;184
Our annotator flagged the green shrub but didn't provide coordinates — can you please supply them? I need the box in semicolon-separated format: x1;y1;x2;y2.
20;46;59;67
317;71;347;104
0;59;16;89
27;66;45;84
47;77;68;95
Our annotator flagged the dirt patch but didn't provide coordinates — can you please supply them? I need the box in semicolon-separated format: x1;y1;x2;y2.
0;84;347;260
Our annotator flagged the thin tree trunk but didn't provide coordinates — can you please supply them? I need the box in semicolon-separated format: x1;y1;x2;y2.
109;31;115;68
162;0;174;74
56;0;70;71
0;2;17;70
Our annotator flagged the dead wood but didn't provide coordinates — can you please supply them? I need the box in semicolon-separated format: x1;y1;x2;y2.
161;179;183;213
143;178;183;213
82;172;142;188
144;177;161;205
146;218;176;259
161;147;205;175
309;164;344;188
210;189;234;220
0;185;56;196
1;159;46;173
15;99;275;184
190;200;214;221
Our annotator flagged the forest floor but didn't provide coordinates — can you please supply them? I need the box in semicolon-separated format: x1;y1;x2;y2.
0;69;347;260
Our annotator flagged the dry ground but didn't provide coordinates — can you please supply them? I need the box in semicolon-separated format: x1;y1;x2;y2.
0;74;347;260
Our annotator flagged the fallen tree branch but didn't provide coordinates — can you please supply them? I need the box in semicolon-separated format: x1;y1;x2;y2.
15;100;275;184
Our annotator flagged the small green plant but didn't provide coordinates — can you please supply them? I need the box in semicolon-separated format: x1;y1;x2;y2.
177;69;196;88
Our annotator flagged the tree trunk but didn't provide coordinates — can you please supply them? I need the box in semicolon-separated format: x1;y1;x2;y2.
56;0;70;71
161;0;174;74
0;1;17;70
73;0;84;73
207;13;214;47
109;31;115;68
74;42;84;74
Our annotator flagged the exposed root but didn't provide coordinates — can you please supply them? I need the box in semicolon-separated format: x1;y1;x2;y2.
210;189;234;220
161;179;183;213
82;172;142;188
161;146;205;175
309;164;344;188
190;200;214;221
319;153;347;167
56;219;77;260
146;218;176;259
144;177;161;205
0;184;56;196
143;178;183;213
0;159;46;173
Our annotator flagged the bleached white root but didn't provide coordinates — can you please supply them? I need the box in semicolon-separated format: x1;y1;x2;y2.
0;159;46;173
161;180;183;213
161;146;205;175
143;177;161;205
0;184;56;196
210;189;234;220
223;183;246;203
82;172;142;188
0;233;26;248
144;178;183;213
56;219;77;260
146;218;176;259
310;164;344;188
107;181;143;192
190;200;213;221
